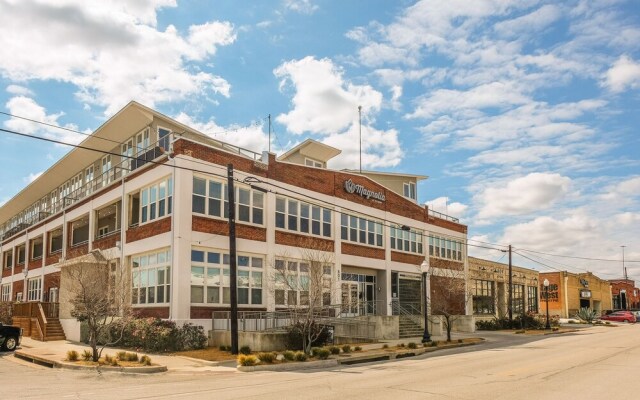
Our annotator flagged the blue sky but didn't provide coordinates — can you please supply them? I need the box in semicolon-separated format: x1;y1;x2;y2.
0;0;639;278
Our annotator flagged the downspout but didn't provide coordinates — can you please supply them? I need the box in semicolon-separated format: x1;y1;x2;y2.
168;133;177;321
120;171;126;313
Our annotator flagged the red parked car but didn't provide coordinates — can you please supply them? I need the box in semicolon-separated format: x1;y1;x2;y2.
599;311;637;323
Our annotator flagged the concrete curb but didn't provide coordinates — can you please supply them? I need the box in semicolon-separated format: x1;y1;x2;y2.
14;351;167;373
237;340;481;372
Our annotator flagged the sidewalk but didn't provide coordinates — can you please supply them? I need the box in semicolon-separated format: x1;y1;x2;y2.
13;337;237;373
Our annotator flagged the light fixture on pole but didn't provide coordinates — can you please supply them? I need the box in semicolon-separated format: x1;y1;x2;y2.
420;259;431;343
543;278;551;330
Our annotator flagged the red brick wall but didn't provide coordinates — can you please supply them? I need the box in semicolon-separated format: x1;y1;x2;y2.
192;216;267;242
272;162;335;196
430;257;464;271
133;307;170;319
174;140;269;178
341;242;385;260
275;231;335;251
12;280;24;300
1;267;10;278
28;259;41;270
93;233;119;250
427;214;467;234
67;243;89;259
43;272;60;295
126;217;171;243
13;264;24;275
391;251;424;265
45;253;61;266
191;306;267;319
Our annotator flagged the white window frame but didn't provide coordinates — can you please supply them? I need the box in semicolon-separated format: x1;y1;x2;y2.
190;249;263;306
85;165;94;195
101;155;112;187
304;157;323;168
273;259;332;307
121;139;133;175
158;126;171;152
429;235;463;261
340;213;384;247
27;277;42;302
275;196;332;238
403;182;416;200
1;284;10;302
140;176;173;225
131;249;171;305
390;227;423;255
31;237;44;260
136;128;150;155
192;176;264;226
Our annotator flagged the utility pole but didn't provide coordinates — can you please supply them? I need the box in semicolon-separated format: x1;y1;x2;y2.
622;245;627;280
508;244;513;322
227;164;239;354
358;105;362;174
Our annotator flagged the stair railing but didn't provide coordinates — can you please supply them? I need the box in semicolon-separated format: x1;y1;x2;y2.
35;303;48;341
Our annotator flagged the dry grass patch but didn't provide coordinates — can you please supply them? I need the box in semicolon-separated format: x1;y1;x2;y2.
172;347;238;362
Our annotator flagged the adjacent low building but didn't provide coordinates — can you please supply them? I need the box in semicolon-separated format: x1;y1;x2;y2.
468;257;540;321
540;271;612;318
609;279;639;310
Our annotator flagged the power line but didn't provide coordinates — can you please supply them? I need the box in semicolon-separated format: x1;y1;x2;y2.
513;246;640;263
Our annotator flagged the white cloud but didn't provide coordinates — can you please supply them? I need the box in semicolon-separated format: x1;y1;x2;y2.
601;176;640;203
494;4;561;38
425;197;468;220
0;0;235;115
323;124;403;170
173;112;270;155
4;96;86;145
274;56;383;135
24;171;43;183
603;55;640;93
6;84;33;96
284;0;318;15
476;173;571;219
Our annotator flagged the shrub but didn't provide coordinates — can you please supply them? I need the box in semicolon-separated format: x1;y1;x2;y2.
431;341;438;347
294;351;308;362
238;355;257;366
341;345;351;353
328;346;341;355
285;323;332;350
104;354;114;364
66;350;79;362
0;302;12;325
239;345;252;355
382;344;389;349
82;350;92;361
354;346;362;352
398;343;405;348
126;352;139;362
407;342;417;349
180;323;208;350
310;347;321;357
116;351;127;361
140;355;152;366
315;348;331;360
257;352;276;363
109;318;208;353
282;350;295;361
575;308;598;323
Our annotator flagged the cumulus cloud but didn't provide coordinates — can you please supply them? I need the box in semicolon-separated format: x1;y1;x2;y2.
0;0;235;115
6;85;33;96
173;112;271;155
274;56;383;135
284;0;319;15
600;176;640;203
3;96;86;145
323;124;403;170
476;173;571;219
425;197;468;220
494;4;561;38
603;55;640;93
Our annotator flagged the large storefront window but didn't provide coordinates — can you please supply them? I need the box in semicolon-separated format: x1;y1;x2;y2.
131;249;171;305
527;286;538;313
512;284;525;314
190;249;263;305
341;213;383;247
274;259;332;307
390;227;423;254
473;280;495;314
275;197;331;238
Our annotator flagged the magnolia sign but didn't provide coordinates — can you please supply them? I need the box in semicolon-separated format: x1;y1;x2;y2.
343;179;386;202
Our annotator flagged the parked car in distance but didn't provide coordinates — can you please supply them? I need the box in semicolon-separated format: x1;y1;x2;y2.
599;311;637;323
631;310;640;321
0;322;23;351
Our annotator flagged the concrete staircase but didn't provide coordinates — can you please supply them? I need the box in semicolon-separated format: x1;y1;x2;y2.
399;315;424;338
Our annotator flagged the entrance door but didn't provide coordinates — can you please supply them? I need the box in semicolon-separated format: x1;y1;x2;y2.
341;277;376;316
49;287;58;303
580;299;590;309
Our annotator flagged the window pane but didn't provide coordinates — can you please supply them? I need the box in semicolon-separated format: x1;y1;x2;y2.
210;181;222;199
238;288;249;304
251;289;262;305
191;286;204;303
193;177;206;195
207;252;220;264
191;250;205;262
207;286;219;303
193;195;205;214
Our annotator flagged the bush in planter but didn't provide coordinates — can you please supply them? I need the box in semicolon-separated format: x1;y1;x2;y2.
109;318;208;353
341;345;351;353
238;355;257;366
407;342;417;349
282;350;296;361
66;350;79;362
239;345;252;355
257;352;276;363
180;323;208;350
315;348;331;360
328;346;340;355
285;323;332;351
294;351;308;362
82;350;92;361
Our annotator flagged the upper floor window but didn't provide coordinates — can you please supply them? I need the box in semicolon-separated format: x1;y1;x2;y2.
192;177;264;225
429;235;463;261
136;128;150;153
304;158;323;168
2;251;12;270
131;249;171;305
1;284;10;302
158;127;171;152
121;139;133;175
16;244;26;265
274;259;332;307
190;248;263;305
140;177;173;224
390;227;423;254
49;228;63;254
71;217;89;246
275;197;331;238
31;237;43;260
340;213;383;247
403;182;416;200
96;202;121;239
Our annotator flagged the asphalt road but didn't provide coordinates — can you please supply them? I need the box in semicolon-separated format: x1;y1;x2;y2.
1;324;638;400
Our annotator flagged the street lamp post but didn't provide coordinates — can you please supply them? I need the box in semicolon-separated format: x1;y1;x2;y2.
420;260;431;343
544;278;551;330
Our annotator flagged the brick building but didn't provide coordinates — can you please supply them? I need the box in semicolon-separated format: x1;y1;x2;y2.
0;101;468;340
609;279;639;310
468;257;540;320
540;271;612;318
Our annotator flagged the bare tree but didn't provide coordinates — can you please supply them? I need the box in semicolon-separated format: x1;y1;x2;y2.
429;267;469;342
62;250;131;361
272;241;334;355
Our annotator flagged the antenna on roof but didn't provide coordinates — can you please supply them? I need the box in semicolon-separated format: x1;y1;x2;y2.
268;114;271;153
622;245;627;279
358;105;362;174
